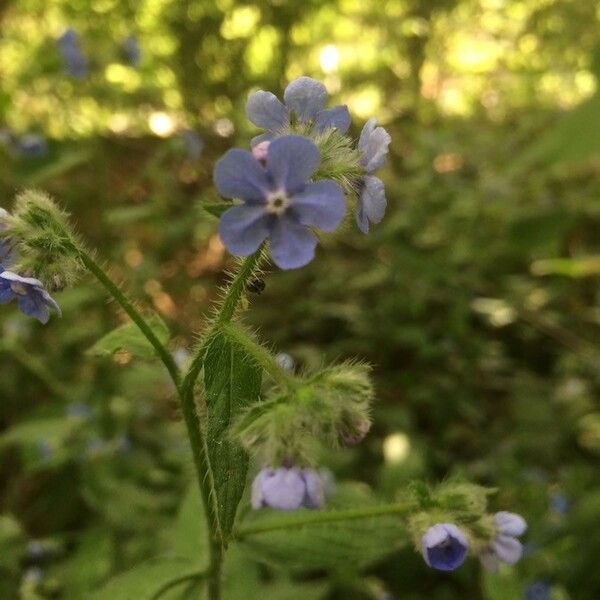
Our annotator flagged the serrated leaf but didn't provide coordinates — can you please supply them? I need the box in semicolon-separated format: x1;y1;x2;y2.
91;557;203;600
87;314;170;360
237;483;410;571
203;331;262;539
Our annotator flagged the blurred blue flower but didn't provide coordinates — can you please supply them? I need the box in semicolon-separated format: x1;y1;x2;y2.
215;135;345;269
57;28;88;79
36;440;53;461
180;129;203;161
421;523;469;571
481;511;527;572
549;493;569;514
66;402;92;419
246;76;350;146
17;134;48;158
27;540;47;561
251;466;325;511
0;270;61;324
356;118;391;233
24;566;44;584
122;35;141;67
524;580;551;600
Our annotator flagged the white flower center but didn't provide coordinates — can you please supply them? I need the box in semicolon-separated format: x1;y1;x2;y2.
265;189;290;216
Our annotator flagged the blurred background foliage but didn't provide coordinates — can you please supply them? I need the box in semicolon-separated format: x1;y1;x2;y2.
0;0;599;598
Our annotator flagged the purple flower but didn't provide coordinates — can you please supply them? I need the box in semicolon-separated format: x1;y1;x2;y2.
215;135;345;269
0;271;61;324
421;523;469;571
251;466;325;511
246;76;350;146
480;511;527;572
57;28;88;79
356;118;391;233
122;35;141;67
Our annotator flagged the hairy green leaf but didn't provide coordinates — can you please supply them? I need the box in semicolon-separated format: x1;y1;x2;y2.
87;314;170;360
203;331;262;539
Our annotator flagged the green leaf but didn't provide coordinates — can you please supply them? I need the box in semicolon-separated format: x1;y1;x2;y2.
237;483;410;571
91;557;203;600
87;314;170;360
173;485;208;566
201;202;232;218
203;331;262;539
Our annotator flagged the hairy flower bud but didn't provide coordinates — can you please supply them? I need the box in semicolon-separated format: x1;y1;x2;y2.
4;190;83;290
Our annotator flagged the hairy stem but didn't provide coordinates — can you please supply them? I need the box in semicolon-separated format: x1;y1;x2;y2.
219;322;295;390
235;502;415;538
76;248;181;390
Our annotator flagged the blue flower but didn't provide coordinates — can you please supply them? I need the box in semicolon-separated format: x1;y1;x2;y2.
215;135;345;269
525;580;551;600
17;134;48;158
251;466;325;511
122;35;141;67
421;523;469;571
0;270;61;324
180;129;203;162
356;118;391;233
481;511;527;571
57;28;88;79
246;76;351;146
275;352;295;372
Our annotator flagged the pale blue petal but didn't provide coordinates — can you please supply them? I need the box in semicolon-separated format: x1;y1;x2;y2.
315;105;351;134
359;117;391;173
251;468;273;509
0;285;15;303
18;295;49;324
270;217;317;270
219;205;270;256
246;90;289;130
261;467;306;511
301;469;324;508
291;180;345;232
213;149;270;200
283;77;327;122
494;512;527;537
356;176;387;234
265;136;320;194
39;288;61;317
492;535;523;565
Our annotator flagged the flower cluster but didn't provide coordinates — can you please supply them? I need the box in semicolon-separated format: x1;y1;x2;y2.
0;206;61;324
215;76;391;270
57;28;88;79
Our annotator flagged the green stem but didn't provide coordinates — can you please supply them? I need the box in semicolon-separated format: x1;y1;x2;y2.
235;502;415;538
219;323;295;390
76;249;181;390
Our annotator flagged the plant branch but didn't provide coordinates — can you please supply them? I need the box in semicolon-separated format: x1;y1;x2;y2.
76;248;181;390
235;502;415;538
150;570;207;600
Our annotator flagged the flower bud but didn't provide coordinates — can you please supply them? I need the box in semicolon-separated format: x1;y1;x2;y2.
251;466;325;511
421;523;469;571
480;511;527;571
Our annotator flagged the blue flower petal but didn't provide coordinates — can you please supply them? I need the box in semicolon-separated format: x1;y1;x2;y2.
315;105;351;134
359;118;391;173
265;135;320;194
291;180;345;232
0;285;14;303
422;523;469;571
219;205;270;256
214;149;270;200
283;77;327;123
17;294;49;324
39;288;62;317
260;467;306;511
492;535;523;565
301;469;325;508
246;90;289;131
270;216;317;270
356;175;387;234
494;512;527;537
